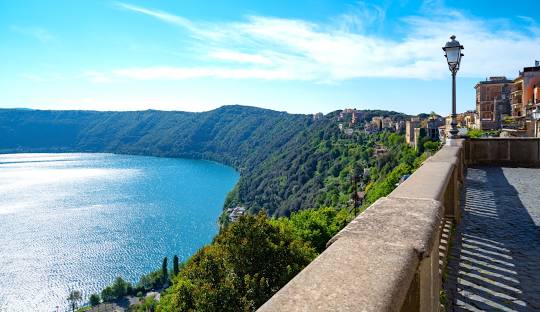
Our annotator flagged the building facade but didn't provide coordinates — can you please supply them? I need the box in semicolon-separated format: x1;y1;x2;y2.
405;118;420;146
511;64;540;118
475;76;512;130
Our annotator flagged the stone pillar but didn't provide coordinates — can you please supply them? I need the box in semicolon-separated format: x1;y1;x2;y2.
443;167;459;223
401;227;442;312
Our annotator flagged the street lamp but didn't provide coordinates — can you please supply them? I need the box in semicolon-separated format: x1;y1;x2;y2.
533;106;540;137
442;35;464;141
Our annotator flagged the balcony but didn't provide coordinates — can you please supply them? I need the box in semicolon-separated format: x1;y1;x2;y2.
259;138;540;312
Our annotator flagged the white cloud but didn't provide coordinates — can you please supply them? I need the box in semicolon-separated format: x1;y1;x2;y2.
107;2;540;82
208;50;273;65
114;2;198;33
113;66;300;80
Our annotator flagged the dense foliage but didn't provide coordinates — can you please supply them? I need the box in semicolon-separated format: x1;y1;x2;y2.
156;210;349;311
1;106;441;311
0;106;417;218
467;129;500;138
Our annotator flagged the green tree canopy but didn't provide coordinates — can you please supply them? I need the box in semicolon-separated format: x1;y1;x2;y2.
158;212;316;311
67;290;82;312
89;293;100;306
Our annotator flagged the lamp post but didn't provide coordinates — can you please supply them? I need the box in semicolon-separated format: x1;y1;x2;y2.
533;106;540;138
442;35;464;142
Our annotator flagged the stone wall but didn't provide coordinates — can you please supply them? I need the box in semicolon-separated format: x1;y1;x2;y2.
465;138;540;167
258;141;465;312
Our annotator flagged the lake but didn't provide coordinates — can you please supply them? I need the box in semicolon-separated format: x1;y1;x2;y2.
0;153;239;311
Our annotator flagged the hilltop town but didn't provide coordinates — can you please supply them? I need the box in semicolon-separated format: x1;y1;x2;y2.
324;61;540;153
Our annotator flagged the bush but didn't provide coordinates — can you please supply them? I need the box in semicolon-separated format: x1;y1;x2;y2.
89;293;100;306
468;129;484;138
273;207;350;253
363;163;412;207
112;277;130;298
101;286;115;302
158;213;316;311
423;141;440;153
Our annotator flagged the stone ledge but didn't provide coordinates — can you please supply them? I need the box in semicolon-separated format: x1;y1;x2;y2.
468;137;540;141
258;198;443;312
465;138;540;167
389;162;453;202
328;198;443;259
258;233;419;312
427;147;459;165
258;143;463;312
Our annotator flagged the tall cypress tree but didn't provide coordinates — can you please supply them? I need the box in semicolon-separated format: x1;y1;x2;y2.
173;255;179;276
162;257;168;285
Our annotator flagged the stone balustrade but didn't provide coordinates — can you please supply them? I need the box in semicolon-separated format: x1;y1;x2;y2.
258;140;465;312
465;137;540;167
259;138;540;312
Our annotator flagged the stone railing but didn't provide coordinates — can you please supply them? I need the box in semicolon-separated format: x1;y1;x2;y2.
258;140;465;312
465;137;540;167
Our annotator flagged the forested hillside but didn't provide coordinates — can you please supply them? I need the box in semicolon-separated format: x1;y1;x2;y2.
0;105;420;217
1;105;443;311
0;106;308;169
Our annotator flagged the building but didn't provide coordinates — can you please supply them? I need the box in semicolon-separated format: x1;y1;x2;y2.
371;116;383;131
338;108;364;126
394;120;405;134
312;112;324;121
475;76;512;130
228;206;246;222
413;128;426;150
382;117;393;130
456;111;477;129
511;63;540;118
427;117;445;140
351;111;364;125
363;122;378;134
405;118;420;146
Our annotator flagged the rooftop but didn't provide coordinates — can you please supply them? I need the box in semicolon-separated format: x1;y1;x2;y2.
523;66;540;73
476;76;513;86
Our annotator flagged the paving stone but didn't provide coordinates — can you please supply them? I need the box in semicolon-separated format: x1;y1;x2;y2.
444;166;540;311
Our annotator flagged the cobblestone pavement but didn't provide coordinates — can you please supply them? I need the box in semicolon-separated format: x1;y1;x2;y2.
444;166;540;311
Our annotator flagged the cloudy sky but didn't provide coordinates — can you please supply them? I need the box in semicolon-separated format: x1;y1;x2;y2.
1;0;539;115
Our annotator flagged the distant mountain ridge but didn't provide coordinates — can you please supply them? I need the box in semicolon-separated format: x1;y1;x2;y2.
0;105;410;216
0;106;301;164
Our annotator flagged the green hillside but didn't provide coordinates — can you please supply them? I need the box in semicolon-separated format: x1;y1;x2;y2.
0;105;419;218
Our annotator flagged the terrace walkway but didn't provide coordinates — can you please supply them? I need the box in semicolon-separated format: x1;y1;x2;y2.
444;166;540;311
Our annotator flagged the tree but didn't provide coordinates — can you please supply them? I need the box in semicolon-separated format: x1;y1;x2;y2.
363;163;412;207
138;269;163;290
274;207;350;253
101;286;115;302
423;140;440;153
133;296;158;312
67;290;82;312
173;255;179;276
162;257;168;286
158;213;316;311
89;293;101;306
112;276;130;298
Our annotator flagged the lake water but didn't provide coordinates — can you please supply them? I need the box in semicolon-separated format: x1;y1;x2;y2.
0;153;239;311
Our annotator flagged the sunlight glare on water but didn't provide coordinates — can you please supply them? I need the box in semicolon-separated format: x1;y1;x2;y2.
0;153;238;311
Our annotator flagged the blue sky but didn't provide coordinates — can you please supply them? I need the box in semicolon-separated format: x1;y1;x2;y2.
1;0;539;115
